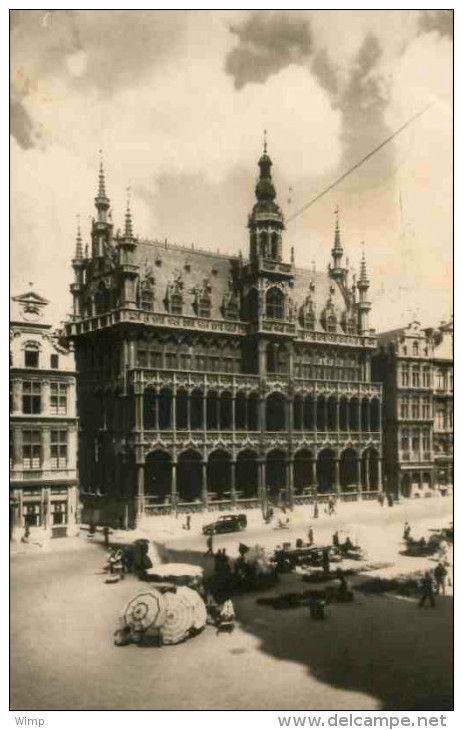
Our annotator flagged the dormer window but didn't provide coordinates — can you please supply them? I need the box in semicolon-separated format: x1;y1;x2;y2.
326;315;337;333
171;292;183;316
198;296;211;318
140;286;154;312
225;299;239;320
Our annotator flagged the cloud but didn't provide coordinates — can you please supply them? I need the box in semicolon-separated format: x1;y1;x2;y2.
419;10;453;39
225;11;312;89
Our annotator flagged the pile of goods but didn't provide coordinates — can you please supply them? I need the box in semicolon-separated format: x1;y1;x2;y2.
115;585;207;647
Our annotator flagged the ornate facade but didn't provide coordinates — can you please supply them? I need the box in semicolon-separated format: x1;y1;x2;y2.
66;146;383;526
10;290;79;540
372;319;453;497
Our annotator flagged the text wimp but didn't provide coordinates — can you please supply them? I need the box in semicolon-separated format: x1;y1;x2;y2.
278;716;448;728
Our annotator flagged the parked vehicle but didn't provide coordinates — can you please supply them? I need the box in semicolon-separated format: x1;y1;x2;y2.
202;513;247;535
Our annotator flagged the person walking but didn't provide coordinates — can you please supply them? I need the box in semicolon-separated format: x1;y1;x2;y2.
307;527;314;545
418;571;436;607
313;502;319;519
186;514;191;531
403;522;411;540
204;529;214;556
434;563;448;596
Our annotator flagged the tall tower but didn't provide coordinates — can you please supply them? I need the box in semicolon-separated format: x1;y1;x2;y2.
248;134;285;264
357;248;371;333
330;206;346;284
91;154;113;259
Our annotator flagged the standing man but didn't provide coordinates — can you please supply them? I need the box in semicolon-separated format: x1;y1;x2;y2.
434;563;448;595
418;571;436;607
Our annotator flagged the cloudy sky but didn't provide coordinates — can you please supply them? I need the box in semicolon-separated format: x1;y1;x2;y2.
10;9;453;330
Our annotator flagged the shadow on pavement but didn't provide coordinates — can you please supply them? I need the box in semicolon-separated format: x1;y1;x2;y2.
166;544;453;712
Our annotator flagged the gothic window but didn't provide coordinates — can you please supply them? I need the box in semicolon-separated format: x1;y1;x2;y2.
412;431;420;453
198;296;211;318
266;287;284;320
22;381;41;414
171;292;183;315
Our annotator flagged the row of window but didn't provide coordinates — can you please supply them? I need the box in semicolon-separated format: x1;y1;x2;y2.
17;349;60;369
399;397;432;420
10;382;68;415
400;431;431;452
22;501;68;527
435;409;453;430
294;364;362;381
137;349;242;374
12;429;69;469
400;365;453;389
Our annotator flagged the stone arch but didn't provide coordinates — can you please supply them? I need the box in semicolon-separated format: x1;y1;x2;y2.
294;394;303;431
220;391;233;430
361;397;370;432
294;448;315;494
370;398;380;432
349;397;360;431
235;391;247;429
317;395;327;430
361;447;379;490
327;396;337;430
190;388;203;430
236;449;259;498
248;392;259;431
303;394;316;430
266;448;287;500
145;450;172;500
316;448;336;493
177;449;203;502
207;449;231;499
176;388;189;430
340;448;358;490
159;387;173;430
206;390;220;430
339;397;349;431
143;387;157;429
266;392;286;431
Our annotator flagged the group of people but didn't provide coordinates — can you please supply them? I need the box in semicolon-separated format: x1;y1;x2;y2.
418;563;449;607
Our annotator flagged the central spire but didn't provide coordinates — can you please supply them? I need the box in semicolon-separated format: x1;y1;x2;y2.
94;150;110;222
124;186;133;239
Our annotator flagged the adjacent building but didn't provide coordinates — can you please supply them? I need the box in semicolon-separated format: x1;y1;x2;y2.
10;290;79;540
372;319;453;498
66;146;384;527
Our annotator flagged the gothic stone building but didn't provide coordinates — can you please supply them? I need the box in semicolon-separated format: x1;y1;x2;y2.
372;319;453;498
10;290;79;540
66;147;383;526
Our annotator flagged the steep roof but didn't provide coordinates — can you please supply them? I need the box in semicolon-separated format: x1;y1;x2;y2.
135;239;350;331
